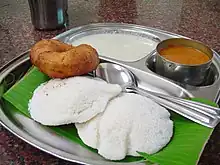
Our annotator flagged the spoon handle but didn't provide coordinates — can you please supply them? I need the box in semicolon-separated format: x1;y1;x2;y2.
142;90;220;118
128;87;218;128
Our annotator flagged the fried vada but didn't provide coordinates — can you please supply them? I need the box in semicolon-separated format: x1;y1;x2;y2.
30;39;100;78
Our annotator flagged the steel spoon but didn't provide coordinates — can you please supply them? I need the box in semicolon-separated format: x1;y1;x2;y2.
95;63;220;128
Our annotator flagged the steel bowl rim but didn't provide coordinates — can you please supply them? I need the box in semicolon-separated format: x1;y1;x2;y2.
156;38;213;67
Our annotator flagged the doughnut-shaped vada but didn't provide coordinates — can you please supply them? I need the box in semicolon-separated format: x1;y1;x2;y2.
30;39;100;78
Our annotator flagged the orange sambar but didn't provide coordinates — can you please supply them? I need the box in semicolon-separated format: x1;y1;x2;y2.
159;46;210;65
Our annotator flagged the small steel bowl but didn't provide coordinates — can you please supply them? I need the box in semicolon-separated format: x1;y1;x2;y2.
155;38;213;86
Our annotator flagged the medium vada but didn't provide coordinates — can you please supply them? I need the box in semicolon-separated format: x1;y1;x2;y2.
30;39;99;78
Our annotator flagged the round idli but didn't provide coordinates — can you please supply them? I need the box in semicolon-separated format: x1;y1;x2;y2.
28;76;122;125
76;93;173;160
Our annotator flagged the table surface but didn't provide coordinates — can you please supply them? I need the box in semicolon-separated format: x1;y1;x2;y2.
0;0;220;164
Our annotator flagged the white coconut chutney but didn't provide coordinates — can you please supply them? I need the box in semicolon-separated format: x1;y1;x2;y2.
71;33;157;62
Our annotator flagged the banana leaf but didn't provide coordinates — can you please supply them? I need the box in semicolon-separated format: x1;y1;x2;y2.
3;67;217;165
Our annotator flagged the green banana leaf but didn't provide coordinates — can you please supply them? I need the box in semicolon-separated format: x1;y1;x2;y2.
2;67;218;165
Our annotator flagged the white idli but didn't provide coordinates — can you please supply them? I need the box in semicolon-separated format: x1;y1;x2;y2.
76;93;173;160
28;76;122;125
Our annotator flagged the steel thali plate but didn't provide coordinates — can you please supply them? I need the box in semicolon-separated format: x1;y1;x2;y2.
0;23;220;165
